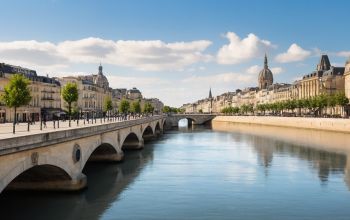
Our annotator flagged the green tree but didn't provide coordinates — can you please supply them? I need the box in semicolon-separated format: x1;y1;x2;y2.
103;96;113;120
119;99;130;114
143;102;154;114
162;105;171;113
198;109;203;113
62;82;79;127
335;92;349;116
131;100;141;114
1;74;32;133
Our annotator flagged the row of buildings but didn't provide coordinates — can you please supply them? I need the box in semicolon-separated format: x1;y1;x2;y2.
181;54;350;116
0;63;163;123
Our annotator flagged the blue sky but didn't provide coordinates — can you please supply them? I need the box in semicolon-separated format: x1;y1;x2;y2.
0;0;349;106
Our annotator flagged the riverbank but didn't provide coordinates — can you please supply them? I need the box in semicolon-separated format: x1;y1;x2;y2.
212;116;350;154
213;116;350;134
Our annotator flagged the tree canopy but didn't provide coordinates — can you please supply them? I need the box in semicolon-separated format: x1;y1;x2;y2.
143;102;154;113
1;74;31;108
119;99;130;114
130;100;141;113
103;96;113;113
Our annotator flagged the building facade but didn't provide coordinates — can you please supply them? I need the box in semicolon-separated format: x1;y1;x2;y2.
57;64;112;117
0;63;61;123
182;54;348;116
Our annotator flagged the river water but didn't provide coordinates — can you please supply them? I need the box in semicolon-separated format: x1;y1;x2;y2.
1;122;350;220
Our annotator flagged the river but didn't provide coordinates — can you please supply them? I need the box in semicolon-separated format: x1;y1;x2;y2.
1;122;350;220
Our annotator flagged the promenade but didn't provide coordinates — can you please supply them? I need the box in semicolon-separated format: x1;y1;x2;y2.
0;116;145;140
213;116;350;133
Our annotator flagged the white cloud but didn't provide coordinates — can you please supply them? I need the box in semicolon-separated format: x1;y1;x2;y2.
246;65;283;75
0;37;212;72
246;65;261;74
336;51;350;57
275;43;311;63
183;72;255;85
270;67;283;74
217;32;275;64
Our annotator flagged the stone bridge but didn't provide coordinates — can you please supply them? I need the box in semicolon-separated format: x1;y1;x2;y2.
164;114;216;128
0;115;165;193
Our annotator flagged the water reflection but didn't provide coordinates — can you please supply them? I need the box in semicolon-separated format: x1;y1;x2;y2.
0;139;156;220
1;125;350;219
214;121;349;187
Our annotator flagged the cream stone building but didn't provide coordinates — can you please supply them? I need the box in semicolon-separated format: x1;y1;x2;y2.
343;57;350;115
297;55;344;99
181;54;347;115
57;64;112;118
0;63;61;123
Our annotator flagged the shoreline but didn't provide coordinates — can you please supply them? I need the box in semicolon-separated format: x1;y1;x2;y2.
212;116;350;134
212;116;350;155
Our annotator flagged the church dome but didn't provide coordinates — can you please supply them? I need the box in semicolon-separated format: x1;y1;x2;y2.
258;54;273;89
94;64;109;89
258;68;273;82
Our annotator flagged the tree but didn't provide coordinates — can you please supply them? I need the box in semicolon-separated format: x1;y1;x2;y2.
335;92;349;116
62;82;79;127
131;100;141;114
119;99;130;114
143;102;154;114
103;97;113;120
1;74;32;134
162;106;171;113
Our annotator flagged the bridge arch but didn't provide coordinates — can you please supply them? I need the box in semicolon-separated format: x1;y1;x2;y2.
0;154;79;193
142;125;155;142
121;132;143;150
83;142;122;166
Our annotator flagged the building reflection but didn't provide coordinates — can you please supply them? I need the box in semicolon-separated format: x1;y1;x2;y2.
253;136;346;184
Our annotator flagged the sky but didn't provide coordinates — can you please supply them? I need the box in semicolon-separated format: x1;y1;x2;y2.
0;0;350;107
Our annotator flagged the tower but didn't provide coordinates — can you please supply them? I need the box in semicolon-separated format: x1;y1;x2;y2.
209;87;213;113
258;54;274;90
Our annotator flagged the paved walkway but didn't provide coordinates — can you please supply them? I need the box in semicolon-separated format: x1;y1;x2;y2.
0;117;145;140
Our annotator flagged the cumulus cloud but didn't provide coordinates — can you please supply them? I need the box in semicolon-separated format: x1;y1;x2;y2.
270;67;283;74
336;51;350;57
0;40;68;69
183;72;255;85
275;43;311;63
217;32;275;64
246;65;261;74
0;37;212;72
246;65;283;75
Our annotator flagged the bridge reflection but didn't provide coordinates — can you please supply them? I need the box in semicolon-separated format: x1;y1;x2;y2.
0;139;157;220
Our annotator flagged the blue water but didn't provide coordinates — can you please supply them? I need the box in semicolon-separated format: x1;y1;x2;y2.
1;126;350;220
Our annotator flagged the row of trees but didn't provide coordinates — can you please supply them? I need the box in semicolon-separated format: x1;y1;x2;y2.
162;105;185;114
221;93;349;117
0;74;157;133
118;99;154;114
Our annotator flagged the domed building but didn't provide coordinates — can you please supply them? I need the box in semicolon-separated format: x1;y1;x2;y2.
93;64;109;90
258;54;273;90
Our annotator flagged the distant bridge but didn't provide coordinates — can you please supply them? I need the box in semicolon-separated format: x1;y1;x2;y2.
0;116;165;193
164;114;216;128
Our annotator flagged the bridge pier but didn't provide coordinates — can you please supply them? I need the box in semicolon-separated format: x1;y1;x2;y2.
143;134;156;142
88;152;124;162
6;173;87;192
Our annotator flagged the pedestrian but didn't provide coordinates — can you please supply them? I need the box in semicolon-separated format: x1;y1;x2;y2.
43;116;47;128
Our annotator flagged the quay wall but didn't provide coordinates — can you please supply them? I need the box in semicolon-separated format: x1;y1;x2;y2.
213;116;350;134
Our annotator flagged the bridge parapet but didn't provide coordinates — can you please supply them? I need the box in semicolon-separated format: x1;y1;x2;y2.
0;115;165;156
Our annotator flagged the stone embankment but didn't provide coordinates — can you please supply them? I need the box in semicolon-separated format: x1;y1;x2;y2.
213;116;350;133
